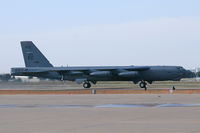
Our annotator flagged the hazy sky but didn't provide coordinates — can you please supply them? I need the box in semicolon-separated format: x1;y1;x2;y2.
0;0;200;73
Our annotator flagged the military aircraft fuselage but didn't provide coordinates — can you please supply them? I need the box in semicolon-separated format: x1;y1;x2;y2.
11;41;195;89
11;66;194;84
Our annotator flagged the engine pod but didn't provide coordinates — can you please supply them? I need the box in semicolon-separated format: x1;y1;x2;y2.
118;71;139;77
90;71;111;77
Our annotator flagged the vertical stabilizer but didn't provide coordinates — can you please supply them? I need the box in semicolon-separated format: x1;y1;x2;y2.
21;41;53;67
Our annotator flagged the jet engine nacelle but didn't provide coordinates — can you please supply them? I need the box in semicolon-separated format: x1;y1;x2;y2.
118;71;139;77
90;71;111;77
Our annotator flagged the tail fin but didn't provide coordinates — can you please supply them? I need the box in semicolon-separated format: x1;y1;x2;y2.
21;41;53;67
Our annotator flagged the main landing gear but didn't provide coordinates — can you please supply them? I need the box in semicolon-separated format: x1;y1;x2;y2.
83;82;91;88
139;81;147;91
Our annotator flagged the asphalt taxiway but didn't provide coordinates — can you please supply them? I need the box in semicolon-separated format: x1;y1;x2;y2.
0;94;200;133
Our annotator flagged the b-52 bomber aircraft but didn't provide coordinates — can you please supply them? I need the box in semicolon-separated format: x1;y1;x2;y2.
11;41;195;90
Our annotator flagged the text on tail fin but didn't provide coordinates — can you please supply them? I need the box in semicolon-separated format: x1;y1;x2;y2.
21;41;53;67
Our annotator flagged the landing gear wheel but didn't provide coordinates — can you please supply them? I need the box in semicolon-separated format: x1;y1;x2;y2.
83;82;91;88
139;82;146;88
139;81;147;90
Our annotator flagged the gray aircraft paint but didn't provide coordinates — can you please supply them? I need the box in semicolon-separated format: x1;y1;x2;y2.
11;41;195;89
21;41;53;67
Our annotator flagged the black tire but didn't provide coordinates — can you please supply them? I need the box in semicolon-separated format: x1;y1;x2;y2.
88;83;91;88
139;82;146;88
83;82;91;88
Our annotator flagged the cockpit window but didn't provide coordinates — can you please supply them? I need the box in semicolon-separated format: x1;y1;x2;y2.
177;67;184;70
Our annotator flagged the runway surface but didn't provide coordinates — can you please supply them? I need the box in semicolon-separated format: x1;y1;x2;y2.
1;89;200;95
1;103;200;108
0;94;200;133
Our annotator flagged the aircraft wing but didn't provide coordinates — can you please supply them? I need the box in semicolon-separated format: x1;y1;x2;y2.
12;66;150;75
43;66;150;73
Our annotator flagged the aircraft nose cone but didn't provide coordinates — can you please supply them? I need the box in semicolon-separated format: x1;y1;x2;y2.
184;70;195;78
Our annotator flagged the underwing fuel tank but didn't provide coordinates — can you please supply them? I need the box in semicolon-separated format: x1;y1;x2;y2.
118;71;139;77
90;71;111;77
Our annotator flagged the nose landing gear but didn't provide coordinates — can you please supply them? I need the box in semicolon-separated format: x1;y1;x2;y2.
139;81;147;90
